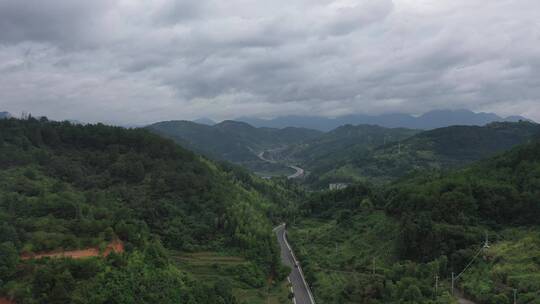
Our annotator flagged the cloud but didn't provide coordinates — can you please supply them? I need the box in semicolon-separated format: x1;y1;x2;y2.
0;0;539;124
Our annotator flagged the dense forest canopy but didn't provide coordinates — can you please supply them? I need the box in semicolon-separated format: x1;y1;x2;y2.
1;115;538;304
290;138;540;303
299;121;540;187
0;117;291;303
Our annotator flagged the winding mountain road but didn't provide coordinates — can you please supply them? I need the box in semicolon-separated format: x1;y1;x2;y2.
257;151;304;179
274;224;315;304
287;165;305;179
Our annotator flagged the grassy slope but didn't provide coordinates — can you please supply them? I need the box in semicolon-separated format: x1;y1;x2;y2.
287;138;540;303
288;212;399;303
462;229;540;303
173;251;290;304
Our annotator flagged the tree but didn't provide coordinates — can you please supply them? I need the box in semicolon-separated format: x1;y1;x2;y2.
0;242;18;284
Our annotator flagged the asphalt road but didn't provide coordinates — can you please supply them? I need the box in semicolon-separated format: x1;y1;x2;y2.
275;224;315;304
287;165;305;179
257;151;305;179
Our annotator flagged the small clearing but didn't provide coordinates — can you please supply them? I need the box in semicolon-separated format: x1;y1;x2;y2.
20;239;124;260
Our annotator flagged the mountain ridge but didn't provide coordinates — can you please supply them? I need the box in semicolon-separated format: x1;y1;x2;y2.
300;120;540;186
236;109;532;131
146;119;323;176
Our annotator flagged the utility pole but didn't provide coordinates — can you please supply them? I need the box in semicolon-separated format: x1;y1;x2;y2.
435;274;439;299
513;289;517;304
484;231;490;249
451;272;455;296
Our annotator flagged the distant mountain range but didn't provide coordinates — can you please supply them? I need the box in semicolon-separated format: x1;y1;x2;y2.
0;111;12;119
236;109;532;131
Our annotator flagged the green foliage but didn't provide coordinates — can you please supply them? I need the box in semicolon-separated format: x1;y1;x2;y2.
299;121;540;187
0;118;290;303
289;138;540;303
147;120;321;176
0;242;18;285
277;124;418;187
172;251;290;303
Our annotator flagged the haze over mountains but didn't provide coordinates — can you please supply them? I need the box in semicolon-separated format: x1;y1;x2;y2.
236;109;531;131
0;111;12;119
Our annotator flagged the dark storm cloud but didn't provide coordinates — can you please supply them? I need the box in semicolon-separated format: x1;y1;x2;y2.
0;0;113;48
0;0;539;124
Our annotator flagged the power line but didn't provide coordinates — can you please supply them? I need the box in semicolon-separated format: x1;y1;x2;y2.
455;246;484;281
451;234;491;296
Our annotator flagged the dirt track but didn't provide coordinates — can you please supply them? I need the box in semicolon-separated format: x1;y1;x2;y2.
21;240;124;260
0;297;15;304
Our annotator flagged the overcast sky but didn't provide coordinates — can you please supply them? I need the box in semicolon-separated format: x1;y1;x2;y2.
0;0;539;124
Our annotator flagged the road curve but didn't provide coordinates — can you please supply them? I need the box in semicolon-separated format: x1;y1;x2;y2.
257;151;304;179
274;224;315;304
287;165;304;179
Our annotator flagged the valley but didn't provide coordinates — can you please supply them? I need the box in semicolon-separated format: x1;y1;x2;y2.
3;0;539;302
148;118;540;190
1;114;538;304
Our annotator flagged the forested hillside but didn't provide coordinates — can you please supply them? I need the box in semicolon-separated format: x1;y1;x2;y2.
289;138;540;303
146;120;321;176
301;121;540;186
278;124;419;187
0;118;293;303
147;120;539;190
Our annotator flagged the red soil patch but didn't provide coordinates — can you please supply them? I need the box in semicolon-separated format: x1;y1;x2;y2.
0;297;15;304
21;239;124;260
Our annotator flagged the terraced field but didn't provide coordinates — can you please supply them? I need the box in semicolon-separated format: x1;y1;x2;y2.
172;252;291;304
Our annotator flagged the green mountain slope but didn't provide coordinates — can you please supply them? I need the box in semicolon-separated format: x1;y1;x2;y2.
277;124;419;186
0;118;292;303
304;121;540;186
147;120;322;161
146;120;322;176
289;138;540;303
286;124;419;163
